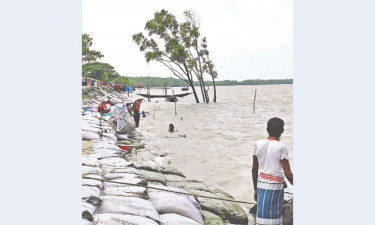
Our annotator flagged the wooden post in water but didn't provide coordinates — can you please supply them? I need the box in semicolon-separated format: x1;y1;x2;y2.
164;82;167;102
172;89;177;116
253;89;257;113
147;81;150;102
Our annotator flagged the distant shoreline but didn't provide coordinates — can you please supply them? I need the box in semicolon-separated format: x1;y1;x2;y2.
194;83;293;87
126;76;293;87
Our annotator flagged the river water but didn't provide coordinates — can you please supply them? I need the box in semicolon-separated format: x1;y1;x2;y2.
135;84;293;216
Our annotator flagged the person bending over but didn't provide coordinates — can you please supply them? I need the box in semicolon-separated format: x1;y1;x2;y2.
132;99;143;128
126;103;134;116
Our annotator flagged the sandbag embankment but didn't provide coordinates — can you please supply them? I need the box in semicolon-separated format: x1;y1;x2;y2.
81;105;248;224
82;86;126;106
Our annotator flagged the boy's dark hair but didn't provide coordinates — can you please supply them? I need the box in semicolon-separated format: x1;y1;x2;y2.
169;124;174;132
267;117;284;138
126;103;130;107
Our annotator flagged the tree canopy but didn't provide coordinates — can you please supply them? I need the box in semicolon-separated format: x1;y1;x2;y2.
82;62;120;81
132;9;218;103
82;34;104;63
82;33;128;83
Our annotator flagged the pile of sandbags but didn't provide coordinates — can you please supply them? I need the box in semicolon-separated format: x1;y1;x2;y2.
82;115;101;141
81;108;248;225
148;185;204;224
91;143;162;225
82;156;104;224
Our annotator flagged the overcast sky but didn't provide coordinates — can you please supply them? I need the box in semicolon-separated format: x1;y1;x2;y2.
82;0;292;81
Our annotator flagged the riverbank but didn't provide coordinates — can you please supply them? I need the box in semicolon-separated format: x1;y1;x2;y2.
81;86;251;225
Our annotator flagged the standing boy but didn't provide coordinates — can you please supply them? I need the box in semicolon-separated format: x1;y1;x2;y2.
252;117;293;225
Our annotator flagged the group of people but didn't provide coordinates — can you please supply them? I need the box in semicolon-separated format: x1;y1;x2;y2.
82;77;115;87
114;83;132;94
82;77;133;93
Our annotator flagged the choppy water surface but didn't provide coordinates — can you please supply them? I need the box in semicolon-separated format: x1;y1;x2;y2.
137;84;293;214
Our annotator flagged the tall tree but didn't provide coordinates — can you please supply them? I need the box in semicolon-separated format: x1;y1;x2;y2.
180;11;218;103
200;37;218;102
132;9;201;102
180;11;208;102
132;9;218;103
82;34;104;63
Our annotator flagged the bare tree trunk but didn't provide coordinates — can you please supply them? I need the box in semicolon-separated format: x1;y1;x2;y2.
198;77;206;102
200;78;209;103
204;82;209;103
212;76;217;102
187;76;200;103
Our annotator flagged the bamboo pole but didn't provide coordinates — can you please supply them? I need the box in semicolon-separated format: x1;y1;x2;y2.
147;81;150;102
164;82;167;101
172;89;177;116
253;89;257;113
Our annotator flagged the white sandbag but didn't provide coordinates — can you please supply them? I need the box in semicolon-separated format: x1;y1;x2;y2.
101;115;112;121
160;213;202;225
82;178;103;189
103;176;144;187
94;213;158;225
148;187;203;224
82;120;100;127
134;160;160;172
101;137;117;143
82;127;102;134
82;202;96;221
82;166;102;176
116;134;128;140
101;165;138;174
99;157;132;167
100;121;111;126
82;131;100;141
82;157;102;167
104;173;141;180
91;148;122;155
154;156;171;167
82;121;100;127
82;218;93;225
92;144;121;151
87;152;123;160
83;114;101;120
97;196;160;222
103;186;147;198
96;139;117;145
83;174;102;180
83;113;101;119
90;148;125;158
102;125;115;131
153;186;201;211
82;186;101;203
102;133;117;142
94;141;119;147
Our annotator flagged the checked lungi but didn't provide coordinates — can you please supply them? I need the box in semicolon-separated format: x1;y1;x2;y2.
256;173;284;225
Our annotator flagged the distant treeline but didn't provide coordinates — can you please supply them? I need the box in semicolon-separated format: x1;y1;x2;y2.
127;76;293;87
127;76;186;87
200;79;293;86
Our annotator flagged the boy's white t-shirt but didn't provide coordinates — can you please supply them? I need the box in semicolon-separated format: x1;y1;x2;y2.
254;139;289;178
